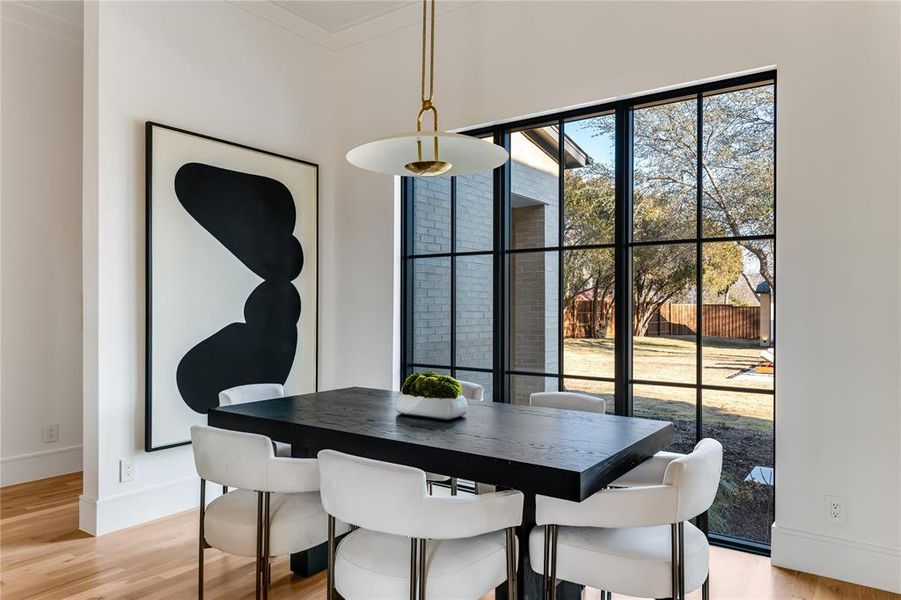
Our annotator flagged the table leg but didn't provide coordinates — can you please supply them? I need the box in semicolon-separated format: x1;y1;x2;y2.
290;443;324;577
496;492;583;600
290;541;327;576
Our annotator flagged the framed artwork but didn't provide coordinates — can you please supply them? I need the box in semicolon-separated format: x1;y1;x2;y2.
145;122;318;451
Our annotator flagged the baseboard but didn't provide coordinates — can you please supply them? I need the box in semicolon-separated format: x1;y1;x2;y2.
771;524;901;593
78;475;223;536
1;445;83;486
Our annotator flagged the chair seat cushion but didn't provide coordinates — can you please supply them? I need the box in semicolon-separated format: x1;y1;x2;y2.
529;522;708;598
205;489;345;557
336;528;515;599
425;472;451;482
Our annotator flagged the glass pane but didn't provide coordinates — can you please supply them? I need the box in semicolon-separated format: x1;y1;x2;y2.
455;369;493;403
410;367;450;376
412;258;450;365
633;384;696;454
702;241;774;391
633;98;697;241
456;138;494;252
510;374;558;406
510;125;560;249
456;255;493;369
703;389;774;544
412;177;451;254
510;251;559;374
562;115;615;246
632;244;696;383
563;248;614;378
562;378;614;414
702;85;775;237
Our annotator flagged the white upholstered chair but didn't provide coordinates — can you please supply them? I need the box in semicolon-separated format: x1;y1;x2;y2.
529;391;607;413
318;449;523;600
530;438;723;600
218;383;291;457
426;380;485;495
191;425;348;599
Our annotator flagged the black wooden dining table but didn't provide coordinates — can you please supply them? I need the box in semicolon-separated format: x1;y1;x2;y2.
208;386;673;600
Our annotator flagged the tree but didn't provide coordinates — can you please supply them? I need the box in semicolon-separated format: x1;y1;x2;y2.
562;165;615;337
563;172;744;336
590;86;775;293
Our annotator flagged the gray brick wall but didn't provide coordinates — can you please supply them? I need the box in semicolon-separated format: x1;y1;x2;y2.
411;151;560;405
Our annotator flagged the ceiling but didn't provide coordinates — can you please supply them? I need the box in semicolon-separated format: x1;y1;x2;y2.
272;1;415;33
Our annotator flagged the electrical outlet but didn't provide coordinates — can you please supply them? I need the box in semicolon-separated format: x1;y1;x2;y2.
43;423;59;444
119;459;136;483
825;495;845;524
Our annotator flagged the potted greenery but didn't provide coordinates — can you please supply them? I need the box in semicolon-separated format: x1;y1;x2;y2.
396;372;467;420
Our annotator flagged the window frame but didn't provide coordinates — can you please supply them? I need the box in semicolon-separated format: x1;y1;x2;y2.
401;71;776;555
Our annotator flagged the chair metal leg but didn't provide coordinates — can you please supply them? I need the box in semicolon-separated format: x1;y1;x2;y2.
409;539;418;600
418;538;427;600
543;525;550;600
473;481;480;495
198;479;206;600
678;522;685;600
505;527;516;600
222;485;228;495
327;515;336;600
548;525;558;600
262;492;271;600
450;477;458;496
670;523;679;600
427;481;433;495
702;574;710;600
255;492;263;600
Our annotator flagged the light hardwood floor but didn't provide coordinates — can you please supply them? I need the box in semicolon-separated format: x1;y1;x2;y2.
1;473;897;599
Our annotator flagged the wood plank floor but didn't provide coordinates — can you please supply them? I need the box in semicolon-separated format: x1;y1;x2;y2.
1;473;897;599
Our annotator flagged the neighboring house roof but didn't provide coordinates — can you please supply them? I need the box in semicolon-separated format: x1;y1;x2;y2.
522;126;592;169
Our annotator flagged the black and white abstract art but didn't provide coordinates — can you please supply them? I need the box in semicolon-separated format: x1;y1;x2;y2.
145;122;317;451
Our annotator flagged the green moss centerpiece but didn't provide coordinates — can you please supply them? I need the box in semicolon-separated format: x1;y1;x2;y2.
396;372;468;420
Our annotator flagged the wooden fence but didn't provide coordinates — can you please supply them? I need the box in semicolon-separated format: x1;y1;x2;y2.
565;300;760;340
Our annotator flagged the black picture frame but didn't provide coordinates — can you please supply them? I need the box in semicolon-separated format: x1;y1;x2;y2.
145;121;319;452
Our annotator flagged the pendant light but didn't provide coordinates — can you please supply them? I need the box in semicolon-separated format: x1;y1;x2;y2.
346;0;509;177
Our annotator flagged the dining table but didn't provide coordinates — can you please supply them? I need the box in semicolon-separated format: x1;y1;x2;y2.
207;386;673;600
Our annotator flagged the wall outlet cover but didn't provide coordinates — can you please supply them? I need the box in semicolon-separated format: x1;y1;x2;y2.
43;423;59;444
825;495;846;524
119;459;136;483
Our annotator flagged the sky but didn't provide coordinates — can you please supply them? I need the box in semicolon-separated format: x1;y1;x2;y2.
565;117;615;167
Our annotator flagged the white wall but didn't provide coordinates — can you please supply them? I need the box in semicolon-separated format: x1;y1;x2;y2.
74;0;900;592
330;1;901;592
80;0;336;535
1;1;84;486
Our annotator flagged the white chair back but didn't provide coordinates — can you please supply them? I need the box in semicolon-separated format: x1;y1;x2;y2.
530;391;606;413
664;438;723;521
318;450;523;540
318;450;425;535
192;425;274;490
459;380;484;401
191;425;319;493
218;383;284;406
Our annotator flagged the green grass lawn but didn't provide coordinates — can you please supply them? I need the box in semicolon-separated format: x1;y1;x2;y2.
563;336;773;432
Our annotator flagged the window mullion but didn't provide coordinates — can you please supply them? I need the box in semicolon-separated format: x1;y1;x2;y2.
614;105;634;417
557;119;565;392
695;93;703;444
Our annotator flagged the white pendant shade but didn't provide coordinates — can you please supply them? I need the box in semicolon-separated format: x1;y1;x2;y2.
346;131;509;177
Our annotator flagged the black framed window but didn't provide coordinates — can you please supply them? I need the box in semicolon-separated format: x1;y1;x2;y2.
401;72;776;552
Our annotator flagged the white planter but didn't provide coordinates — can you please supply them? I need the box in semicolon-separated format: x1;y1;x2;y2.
396;394;468;420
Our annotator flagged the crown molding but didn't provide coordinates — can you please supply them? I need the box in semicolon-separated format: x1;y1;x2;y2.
230;0;477;52
1;1;83;45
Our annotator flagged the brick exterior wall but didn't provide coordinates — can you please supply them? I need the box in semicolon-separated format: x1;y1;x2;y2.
410;147;560;405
